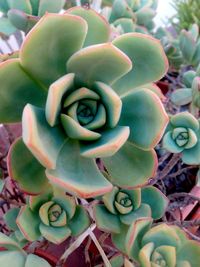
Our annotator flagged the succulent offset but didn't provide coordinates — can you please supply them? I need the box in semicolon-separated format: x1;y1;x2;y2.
0;0;65;35
16;186;90;244
171;68;200;110
94;185;168;252
163;112;200;165
125;218;200;267
0;7;169;198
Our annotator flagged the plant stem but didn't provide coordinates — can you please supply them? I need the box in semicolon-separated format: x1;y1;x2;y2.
89;231;112;267
57;224;96;265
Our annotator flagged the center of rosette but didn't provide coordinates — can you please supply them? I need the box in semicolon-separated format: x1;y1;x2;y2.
114;191;133;214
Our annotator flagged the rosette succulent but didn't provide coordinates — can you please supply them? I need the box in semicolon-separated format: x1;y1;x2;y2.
171;69;200;110
94;186;168;252
163;112;200;165
0;7;169;198
101;0;158;34
0;232;51;267
0;0;65;35
125;218;200;267
16;186;90;244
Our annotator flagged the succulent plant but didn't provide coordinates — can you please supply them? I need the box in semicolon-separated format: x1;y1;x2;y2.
0;232;51;267
171;68;200;110
125;218;200;267
163;112;200;165
0;0;65;35
101;0;158;34
94;186;168;251
0;8;168;198
16;185;90;244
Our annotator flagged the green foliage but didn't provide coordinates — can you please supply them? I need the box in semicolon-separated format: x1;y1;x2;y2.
0;0;65;35
171;0;200;31
101;0;158;34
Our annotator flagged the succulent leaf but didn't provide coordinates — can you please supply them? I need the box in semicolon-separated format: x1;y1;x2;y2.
8;138;49;195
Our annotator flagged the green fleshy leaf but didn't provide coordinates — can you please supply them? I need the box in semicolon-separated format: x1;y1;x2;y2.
171;89;192;106
109;254;124;267
80;126;130;158
182;138;200;165
30;0;39;15
138;242;154;267
45;73;75;127
114;18;136;33
85;103;106;130
121;189;141;210
29;186;53;212
112;33;168;95
154;245;176;267
0;17;17;35
4;208;20;231
92;81;122;128
67;7;110;47
50;210;67;227
7;0;32;13
0;0;9;13
177;240;200;267
22;104;66;169
103;187;119;215
8;138;49;195
20;13;87;87
163;131;183;153
0;59;47;123
141;186;168;220
68;205;90;236
111;224;129;254
39;201;54;226
183;70;196;87
46;139;113;198
0;251;26;267
67;43;132;86
103;142;157;188
61;114;101;141
142;224;181;249
179;30;196;62
53;195;76;220
39;223;71;244
126;218;153;260
120;204;151;225
17;206;41;241
94;204;121;234
38;0;65;16
171;112;199;131
0;232;22;250
176;261;191;267
25;254;51;267
119;89;168;150
185;128;198;149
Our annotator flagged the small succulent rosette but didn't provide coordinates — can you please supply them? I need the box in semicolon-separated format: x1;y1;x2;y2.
125;218;200;267
163;112;200;165
94;186;168;252
16;186;90;244
101;0;158;34
0;232;51;267
171;68;200;108
0;0;65;35
1;7;169;198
